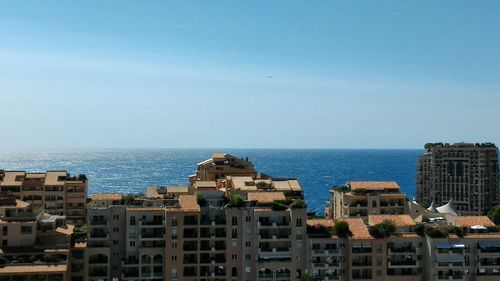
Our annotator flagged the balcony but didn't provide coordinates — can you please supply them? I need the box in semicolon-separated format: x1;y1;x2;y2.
389;246;417;254
140;220;165;227
89;233;108;240
140;233;164;241
388;260;418;268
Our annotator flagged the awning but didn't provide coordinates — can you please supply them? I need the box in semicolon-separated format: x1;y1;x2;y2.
437;256;465;263
450;243;466;249
471;225;487;230
436;242;451;249
478;241;500;248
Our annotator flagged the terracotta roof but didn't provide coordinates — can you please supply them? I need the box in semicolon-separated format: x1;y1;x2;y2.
455;216;495;227
92;193;123;201
307;219;335;228
166;195;200;213
336;218;372;239
55;224;75;236
368;215;416;227
0;264;67;274
349;181;400;191
247;192;286;204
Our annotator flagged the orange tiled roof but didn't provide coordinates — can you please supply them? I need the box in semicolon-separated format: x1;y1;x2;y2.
369;215;416;227
307;219;335;228
247;192;286;204
455;216;495;227
337;218;372;239
349;181;400;191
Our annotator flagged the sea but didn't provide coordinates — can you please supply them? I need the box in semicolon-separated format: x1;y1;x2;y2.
0;149;423;215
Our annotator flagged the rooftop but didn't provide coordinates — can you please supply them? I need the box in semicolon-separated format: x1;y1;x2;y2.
337;218;372;239
455;216;495;227
247;192;286;204
92;193;123;201
368;215;416;227
348;181;400;191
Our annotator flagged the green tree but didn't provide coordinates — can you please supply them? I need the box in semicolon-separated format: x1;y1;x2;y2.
369;220;397;238
333;221;352;238
299;270;320;281
487;204;500;225
196;194;207;207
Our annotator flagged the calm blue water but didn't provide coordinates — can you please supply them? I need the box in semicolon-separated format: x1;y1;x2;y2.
0;149;423;214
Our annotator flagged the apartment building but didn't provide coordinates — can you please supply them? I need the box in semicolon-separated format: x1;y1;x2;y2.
0;170;88;225
189;153;257;184
86;153;308;281
0;194;83;281
416;142;499;215
326;181;409;220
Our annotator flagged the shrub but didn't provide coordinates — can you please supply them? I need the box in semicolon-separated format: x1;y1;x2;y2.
425;226;448;238
448;226;465;238
333;221;352;238
256;182;273;190
290;199;307;209
271;201;288;211
196;194;208;207
414;223;426;236
226;194;244;208
488;204;500;225
369;220;397;238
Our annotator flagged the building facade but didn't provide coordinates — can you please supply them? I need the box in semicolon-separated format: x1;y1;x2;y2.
0;170;88;225
416;142;499;215
326;181;409;221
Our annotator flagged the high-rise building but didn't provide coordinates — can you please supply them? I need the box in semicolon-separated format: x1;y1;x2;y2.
416;142;499;215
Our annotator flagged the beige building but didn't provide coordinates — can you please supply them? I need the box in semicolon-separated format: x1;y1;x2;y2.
326;181;409;220
0;170;88;225
0;194;84;281
416;142;499;215
86;154;308;281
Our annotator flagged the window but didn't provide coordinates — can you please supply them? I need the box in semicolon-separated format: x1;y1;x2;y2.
232;254;237;260
296;218;302;227
113;240;118;245
2;226;7;235
113;227;119;232
245;216;251;222
172;255;177;261
232;267;238;277
113;214;119;220
130;216;136;225
172;234;177;240
130;241;135;247
2;240;7;246
245;254;251;260
172;242;177;248
232;216;238;226
245;241;251;247
20;226;32;234
232;229;238;239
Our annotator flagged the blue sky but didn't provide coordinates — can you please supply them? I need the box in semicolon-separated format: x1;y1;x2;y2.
1;1;499;149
